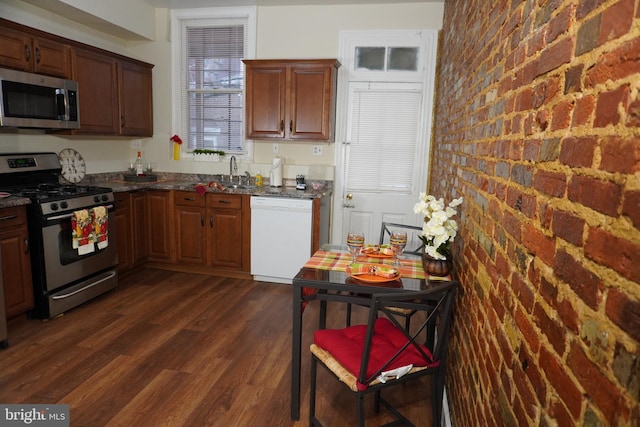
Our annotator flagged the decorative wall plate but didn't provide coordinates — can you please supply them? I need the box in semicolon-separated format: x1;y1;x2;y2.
58;148;86;183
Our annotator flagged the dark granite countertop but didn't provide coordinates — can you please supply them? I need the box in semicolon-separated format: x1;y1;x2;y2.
0;194;31;209
0;173;332;210
87;172;333;199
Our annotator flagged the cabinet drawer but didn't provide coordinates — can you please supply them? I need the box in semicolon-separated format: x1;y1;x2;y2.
175;191;206;207
0;206;27;229
207;194;241;209
114;192;130;209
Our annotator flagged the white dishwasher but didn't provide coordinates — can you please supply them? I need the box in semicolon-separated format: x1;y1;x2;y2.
251;196;313;284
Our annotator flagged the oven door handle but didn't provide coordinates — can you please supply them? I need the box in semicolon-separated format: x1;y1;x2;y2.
47;204;115;221
51;271;117;300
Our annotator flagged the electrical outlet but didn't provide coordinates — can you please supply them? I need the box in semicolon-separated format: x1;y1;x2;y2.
312;145;323;156
273;143;279;154
131;140;142;149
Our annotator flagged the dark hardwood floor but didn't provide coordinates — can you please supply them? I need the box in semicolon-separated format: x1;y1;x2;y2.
0;268;433;426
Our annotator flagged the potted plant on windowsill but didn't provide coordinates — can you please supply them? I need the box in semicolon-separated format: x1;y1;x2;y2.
192;149;226;162
413;193;463;276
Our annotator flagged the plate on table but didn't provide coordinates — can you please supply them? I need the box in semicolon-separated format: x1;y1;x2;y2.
361;245;394;259
0;192;10;199
346;264;401;283
345;276;402;288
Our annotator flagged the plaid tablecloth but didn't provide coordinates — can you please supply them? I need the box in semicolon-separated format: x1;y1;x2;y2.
303;250;426;280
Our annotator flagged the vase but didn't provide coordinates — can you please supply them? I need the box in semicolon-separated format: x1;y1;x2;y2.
173;142;181;160
421;253;452;277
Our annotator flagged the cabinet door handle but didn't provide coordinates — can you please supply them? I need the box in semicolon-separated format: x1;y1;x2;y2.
201;214;204;227
218;200;231;204
24;44;30;62
24;238;29;254
210;216;214;228
290;120;293;132
0;214;18;221
280;120;284;132
35;47;41;64
120;115;125;127
184;197;196;201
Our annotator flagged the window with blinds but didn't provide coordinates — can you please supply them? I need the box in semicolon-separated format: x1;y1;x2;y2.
346;83;423;193
179;19;248;153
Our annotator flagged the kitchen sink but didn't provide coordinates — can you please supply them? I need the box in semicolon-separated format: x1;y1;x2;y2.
225;184;256;190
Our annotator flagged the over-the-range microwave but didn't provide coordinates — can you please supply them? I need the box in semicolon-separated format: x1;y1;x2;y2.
0;67;79;130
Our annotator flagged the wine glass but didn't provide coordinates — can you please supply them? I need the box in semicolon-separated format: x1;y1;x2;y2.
346;231;365;264
390;231;407;266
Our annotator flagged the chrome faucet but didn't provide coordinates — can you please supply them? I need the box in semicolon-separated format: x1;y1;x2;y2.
229;155;237;178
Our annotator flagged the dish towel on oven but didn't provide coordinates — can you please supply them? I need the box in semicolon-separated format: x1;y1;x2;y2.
72;209;95;255
92;206;109;250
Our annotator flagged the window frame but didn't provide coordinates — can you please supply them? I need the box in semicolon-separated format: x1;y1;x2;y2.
171;7;256;160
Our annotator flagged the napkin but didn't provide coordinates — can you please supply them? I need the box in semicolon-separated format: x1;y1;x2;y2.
348;263;372;275
375;265;398;278
195;183;207;196
377;364;413;383
92;206;109;250
349;264;398;278
72;209;95;255
379;247;394;256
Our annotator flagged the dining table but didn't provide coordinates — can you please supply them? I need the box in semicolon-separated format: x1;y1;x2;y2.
290;245;452;420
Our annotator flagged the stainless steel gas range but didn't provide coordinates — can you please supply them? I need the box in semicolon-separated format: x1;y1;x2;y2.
0;152;118;318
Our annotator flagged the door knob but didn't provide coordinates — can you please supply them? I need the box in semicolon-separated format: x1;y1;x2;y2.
343;193;354;208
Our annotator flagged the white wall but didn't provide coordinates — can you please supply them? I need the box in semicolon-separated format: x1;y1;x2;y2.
0;0;444;180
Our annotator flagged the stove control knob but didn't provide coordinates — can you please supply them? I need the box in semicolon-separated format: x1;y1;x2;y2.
50;203;59;211
60;202;68;209
94;196;101;203
101;194;109;202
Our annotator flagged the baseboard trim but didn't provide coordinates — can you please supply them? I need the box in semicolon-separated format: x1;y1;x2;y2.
442;388;452;427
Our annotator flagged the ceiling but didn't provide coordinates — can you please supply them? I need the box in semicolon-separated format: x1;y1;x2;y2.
143;0;442;8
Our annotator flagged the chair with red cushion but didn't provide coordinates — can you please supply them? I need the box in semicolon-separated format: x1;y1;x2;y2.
310;281;457;426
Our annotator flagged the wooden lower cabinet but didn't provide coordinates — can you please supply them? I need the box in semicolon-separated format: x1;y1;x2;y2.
207;193;243;269
131;191;148;264
115;191;148;274
114;192;132;273
117;190;250;275
174;191;207;265
173;192;249;272
146;191;173;262
0;206;34;318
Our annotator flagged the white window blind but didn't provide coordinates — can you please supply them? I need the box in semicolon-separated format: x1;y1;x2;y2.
180;20;247;153
346;85;422;193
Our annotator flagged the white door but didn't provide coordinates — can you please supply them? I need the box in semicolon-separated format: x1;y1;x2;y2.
332;30;438;246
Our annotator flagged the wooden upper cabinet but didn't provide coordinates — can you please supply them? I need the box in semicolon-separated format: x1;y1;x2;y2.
73;47;119;134
72;48;153;137
244;59;340;142
118;61;153;136
0;26;71;78
0;18;154;137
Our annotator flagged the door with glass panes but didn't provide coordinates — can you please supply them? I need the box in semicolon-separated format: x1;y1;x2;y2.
332;30;438;246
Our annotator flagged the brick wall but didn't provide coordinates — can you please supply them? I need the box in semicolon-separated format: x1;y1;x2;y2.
431;0;640;425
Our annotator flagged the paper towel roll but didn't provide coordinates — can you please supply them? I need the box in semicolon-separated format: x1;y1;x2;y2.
270;157;283;187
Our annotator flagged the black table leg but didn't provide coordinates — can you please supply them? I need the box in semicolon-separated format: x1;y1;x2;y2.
291;284;302;420
319;299;327;329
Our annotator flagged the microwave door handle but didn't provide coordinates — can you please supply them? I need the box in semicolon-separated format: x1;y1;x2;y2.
55;88;68;120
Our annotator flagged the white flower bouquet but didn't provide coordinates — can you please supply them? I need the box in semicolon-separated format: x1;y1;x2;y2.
413;193;463;260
